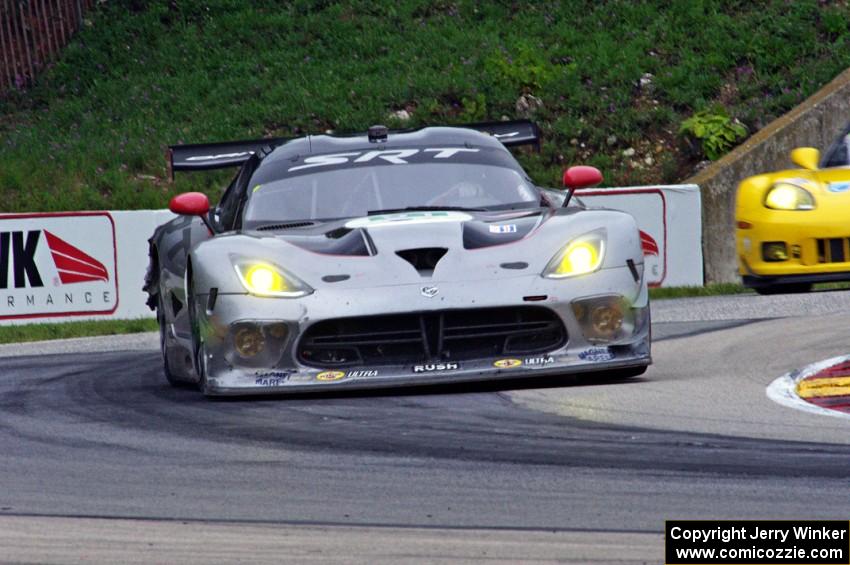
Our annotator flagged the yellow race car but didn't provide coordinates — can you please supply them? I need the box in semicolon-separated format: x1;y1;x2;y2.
736;131;850;294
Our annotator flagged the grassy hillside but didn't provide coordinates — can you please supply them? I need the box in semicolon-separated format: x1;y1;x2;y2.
1;0;849;212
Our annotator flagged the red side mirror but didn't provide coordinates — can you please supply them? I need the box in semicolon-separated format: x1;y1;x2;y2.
563;166;603;189
169;192;210;216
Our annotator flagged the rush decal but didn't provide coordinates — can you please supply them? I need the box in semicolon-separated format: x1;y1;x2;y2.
413;362;459;373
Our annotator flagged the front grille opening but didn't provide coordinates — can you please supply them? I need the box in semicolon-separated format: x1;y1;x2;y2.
817;238;850;263
396;248;448;277
298;306;567;368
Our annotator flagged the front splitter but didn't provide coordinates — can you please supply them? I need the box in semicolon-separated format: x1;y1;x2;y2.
205;351;651;396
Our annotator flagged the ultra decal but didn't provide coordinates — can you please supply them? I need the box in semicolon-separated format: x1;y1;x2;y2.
0;213;118;320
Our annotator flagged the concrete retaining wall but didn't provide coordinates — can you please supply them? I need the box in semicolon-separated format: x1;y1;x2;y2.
688;67;850;283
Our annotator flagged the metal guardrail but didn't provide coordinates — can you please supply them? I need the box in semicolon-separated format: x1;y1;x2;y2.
0;0;94;95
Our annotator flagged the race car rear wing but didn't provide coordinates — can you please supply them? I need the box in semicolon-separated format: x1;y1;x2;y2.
462;119;541;149
167;137;290;179
167;120;540;179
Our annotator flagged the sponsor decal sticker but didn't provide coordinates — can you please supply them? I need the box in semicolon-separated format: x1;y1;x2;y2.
578;347;614;362
254;372;290;387
489;224;517;234
413;362;459;373
186;151;254;162
421;286;439;298
316;370;346;382
346;211;472;229
288;147;481;172
524;356;555;366
0;213;118;320
347;369;379;378
828;181;850;193
493;358;522;369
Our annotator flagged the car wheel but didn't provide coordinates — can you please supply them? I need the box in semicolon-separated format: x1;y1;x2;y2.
158;294;190;388
755;283;812;295
186;271;212;395
603;365;648;381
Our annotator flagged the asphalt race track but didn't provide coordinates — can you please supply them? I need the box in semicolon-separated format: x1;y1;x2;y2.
2;292;850;564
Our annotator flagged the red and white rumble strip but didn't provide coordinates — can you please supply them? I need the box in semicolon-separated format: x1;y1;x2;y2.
767;354;850;420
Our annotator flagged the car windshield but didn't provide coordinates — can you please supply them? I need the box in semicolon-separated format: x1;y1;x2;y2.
823;133;850;168
243;163;539;225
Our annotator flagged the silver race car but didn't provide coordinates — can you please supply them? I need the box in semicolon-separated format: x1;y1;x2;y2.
144;121;651;395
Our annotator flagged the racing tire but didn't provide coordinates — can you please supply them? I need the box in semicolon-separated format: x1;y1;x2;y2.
158;294;191;388
602;365;648;381
754;283;812;295
186;270;212;396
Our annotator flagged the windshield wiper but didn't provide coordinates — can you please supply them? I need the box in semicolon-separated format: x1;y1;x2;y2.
367;206;486;215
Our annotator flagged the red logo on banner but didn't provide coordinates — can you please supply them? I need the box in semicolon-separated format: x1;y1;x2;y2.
44;230;109;284
640;230;659;257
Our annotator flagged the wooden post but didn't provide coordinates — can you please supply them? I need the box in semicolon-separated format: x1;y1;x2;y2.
52;0;65;46
17;0;35;86
26;0;42;73
9;2;25;87
0;0;92;94
38;0;55;58
0;0;13;91
61;0;72;39
4;0;18;91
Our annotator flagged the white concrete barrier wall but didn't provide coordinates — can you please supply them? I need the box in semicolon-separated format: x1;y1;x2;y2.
0;186;702;325
575;184;703;287
0;210;175;325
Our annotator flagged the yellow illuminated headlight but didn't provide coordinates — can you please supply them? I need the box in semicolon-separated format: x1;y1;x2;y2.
233;260;312;297
764;183;815;210
544;232;606;278
247;265;287;293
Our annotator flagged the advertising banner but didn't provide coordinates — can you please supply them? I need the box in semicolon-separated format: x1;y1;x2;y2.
0;212;118;320
575;184;703;287
0;210;175;325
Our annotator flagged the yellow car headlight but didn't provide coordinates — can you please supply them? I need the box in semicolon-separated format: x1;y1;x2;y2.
233;260;312;297
543;231;606;279
764;183;815;210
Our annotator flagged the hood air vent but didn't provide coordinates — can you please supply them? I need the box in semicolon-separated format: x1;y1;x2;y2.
396;247;448;277
257;221;315;231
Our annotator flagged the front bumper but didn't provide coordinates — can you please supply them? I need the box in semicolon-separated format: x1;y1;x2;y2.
736;212;850;278
742;271;850;288
192;266;651;395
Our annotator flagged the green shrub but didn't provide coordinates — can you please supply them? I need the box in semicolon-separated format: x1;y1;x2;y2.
679;107;748;161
